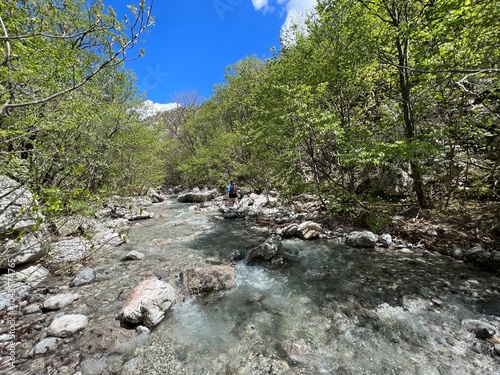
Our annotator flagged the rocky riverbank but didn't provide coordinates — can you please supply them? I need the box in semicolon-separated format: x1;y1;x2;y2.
1;181;499;374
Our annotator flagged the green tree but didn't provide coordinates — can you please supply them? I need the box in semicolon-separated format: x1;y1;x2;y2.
0;0;156;213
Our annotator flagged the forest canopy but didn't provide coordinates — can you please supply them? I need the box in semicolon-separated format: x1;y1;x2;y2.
1;0;498;232
164;0;499;213
0;0;162;214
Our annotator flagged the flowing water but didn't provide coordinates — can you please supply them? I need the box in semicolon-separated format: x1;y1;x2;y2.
17;199;500;374
101;200;499;375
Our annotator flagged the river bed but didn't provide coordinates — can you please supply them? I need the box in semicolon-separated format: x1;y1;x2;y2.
109;201;500;374
5;199;500;374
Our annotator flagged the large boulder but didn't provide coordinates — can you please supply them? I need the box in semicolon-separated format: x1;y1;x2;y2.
46;237;93;265
297;221;322;240
180;264;236;295
1;231;48;268
177;189;217;203
239;193;277;210
246;235;282;264
0;175;48;268
346;231;378;248
357;165;413;198
118;278;176;328
0;175;44;233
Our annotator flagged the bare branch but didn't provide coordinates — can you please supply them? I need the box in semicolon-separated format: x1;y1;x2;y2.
0;1;155;116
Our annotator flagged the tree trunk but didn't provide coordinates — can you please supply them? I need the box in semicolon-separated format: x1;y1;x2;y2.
396;36;429;208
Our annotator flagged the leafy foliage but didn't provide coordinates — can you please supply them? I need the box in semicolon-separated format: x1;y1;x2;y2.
0;1;158;216
161;0;499;218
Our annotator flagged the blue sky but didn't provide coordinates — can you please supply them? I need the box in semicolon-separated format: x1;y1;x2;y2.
104;0;316;107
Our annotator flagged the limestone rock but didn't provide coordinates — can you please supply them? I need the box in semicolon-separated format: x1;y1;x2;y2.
247;235;282;264
3;264;49;288
378;233;393;247
43;293;78;310
119;278;176;328
0;175;48;268
181;264;235;295
122;250;145;261
346;231;378;248
47;237;92;265
177;190;216;203
281;224;299;238
297;221;322;240
1;231;47;268
70;267;96;287
147;188;165;203
0;175;44;233
29;337;62;356
47;314;88;337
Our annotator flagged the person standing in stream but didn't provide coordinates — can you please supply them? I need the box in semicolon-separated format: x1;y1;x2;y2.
227;181;239;208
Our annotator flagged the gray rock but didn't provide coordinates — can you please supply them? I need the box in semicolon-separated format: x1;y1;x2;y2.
0;294;10;310
0;333;13;342
297;221;322;240
92;228;127;247
0;175;44;233
238;193;276;211
43;293;77;310
153;269;169;280
247;235;282;264
48;237;92;265
125;209;154;221
0;175;50;269
29;337;62;356
181;264;236;295
346;231;378;248
425;228;438;236
281;224;299;238
71;267;96;287
494;344;500;356
147;188;165;203
1;265;49;292
47;314;88;337
135;325;150;335
378;233;393;247
452;244;463;259
122;250;145;261
177;190;216;203
22;303;42;314
465;245;485;256
52;216;95;237
118;278;176;328
1;230;48;268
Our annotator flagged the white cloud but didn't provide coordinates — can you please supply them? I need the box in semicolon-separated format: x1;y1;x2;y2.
252;0;317;46
251;0;269;11
134;100;180;120
282;0;316;13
